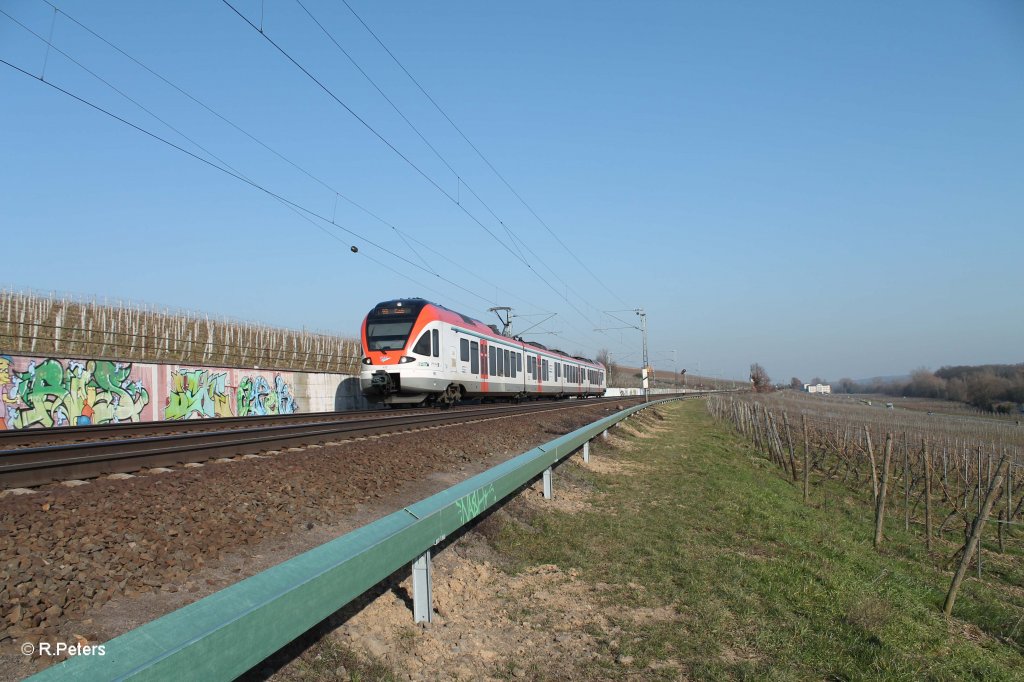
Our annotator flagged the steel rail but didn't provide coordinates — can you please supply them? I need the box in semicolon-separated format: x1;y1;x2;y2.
0;396;638;448
0;406;452;448
0;399;637;488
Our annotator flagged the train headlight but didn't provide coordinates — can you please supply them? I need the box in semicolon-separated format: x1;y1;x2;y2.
361;357;372;365
399;356;416;364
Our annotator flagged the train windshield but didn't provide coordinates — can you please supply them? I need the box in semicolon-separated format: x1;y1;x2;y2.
365;300;427;351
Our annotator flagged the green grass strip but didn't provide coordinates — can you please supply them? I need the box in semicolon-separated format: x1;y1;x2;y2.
496;401;1024;681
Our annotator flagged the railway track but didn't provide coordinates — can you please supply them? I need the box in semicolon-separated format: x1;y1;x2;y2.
0;397;643;489
0;406;435;449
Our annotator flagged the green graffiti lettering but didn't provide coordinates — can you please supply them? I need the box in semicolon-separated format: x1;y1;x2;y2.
166;369;232;420
0;356;150;429
455;484;497;524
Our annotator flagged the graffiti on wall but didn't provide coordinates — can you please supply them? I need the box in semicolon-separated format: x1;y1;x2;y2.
166;368;298;420
0;355;151;430
237;374;297;416
0;354;303;428
165;369;233;420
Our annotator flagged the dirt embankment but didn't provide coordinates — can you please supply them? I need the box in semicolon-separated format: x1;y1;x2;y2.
260;409;674;682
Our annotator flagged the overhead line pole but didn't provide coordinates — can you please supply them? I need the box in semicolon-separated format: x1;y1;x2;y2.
638;308;649;402
596;307;650;403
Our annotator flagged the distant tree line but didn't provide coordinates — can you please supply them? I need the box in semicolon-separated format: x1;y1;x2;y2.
832;364;1024;413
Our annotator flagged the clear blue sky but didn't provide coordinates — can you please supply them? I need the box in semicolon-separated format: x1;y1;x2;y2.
3;0;1022;383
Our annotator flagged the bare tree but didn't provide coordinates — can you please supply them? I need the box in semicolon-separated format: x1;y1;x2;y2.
790;377;803;390
750;363;772;393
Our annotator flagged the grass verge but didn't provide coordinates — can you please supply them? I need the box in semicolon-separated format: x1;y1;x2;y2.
495;400;1024;680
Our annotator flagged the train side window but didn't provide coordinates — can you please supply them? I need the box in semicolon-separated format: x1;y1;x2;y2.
432;329;439;357
517;353;522;372
510;353;517;378
470;341;479;374
503;349;510;377
412;332;430;356
460;338;469;362
489;347;497;376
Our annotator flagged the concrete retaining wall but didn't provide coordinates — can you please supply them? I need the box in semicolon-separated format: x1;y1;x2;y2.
0;352;367;430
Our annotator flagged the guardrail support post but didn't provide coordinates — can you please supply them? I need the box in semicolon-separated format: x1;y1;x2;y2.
582;440;590;463
412;550;433;623
543;466;553;499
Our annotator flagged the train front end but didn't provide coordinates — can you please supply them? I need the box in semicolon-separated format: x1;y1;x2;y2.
359;299;436;406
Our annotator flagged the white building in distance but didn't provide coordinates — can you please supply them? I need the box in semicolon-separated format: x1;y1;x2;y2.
804;383;831;394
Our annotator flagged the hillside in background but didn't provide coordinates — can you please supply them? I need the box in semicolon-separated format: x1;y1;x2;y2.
833;364;1024;413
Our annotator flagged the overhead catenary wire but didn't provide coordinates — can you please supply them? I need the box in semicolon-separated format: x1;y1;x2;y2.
219;0;603;333
36;0;440;277
296;0;610;324
291;0;531;268
339;0;632;309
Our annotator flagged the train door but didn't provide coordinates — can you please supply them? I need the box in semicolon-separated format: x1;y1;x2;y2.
518;348;525;394
446;327;457;370
480;340;489;392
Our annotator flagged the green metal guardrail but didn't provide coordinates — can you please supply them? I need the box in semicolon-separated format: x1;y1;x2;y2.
28;397;682;681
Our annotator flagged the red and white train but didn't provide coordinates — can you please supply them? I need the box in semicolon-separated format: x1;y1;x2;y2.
360;299;606;406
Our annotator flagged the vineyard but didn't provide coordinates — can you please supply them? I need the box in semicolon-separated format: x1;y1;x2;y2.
0;289;361;374
708;392;1024;632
